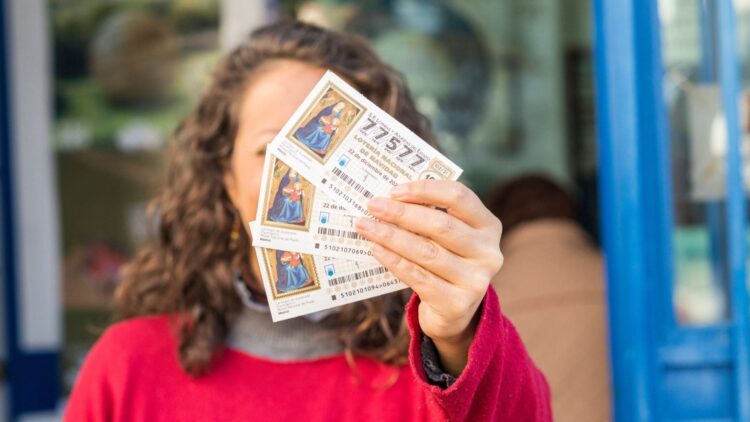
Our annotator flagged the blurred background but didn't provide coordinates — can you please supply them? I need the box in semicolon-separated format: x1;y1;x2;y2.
3;0;750;420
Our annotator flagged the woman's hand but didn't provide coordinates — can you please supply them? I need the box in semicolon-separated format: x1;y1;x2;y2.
354;180;504;377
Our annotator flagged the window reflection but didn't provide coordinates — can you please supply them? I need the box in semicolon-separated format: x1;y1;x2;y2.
286;0;575;196
660;0;750;325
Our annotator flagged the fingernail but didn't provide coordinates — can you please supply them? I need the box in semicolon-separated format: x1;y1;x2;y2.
355;217;374;232
368;197;387;213
390;184;408;198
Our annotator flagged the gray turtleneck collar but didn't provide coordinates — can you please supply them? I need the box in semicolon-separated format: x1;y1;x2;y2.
227;278;344;361
227;278;454;387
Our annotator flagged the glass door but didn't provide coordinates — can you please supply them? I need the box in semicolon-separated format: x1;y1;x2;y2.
595;0;750;419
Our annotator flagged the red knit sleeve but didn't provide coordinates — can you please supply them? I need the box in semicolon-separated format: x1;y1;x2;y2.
407;285;552;421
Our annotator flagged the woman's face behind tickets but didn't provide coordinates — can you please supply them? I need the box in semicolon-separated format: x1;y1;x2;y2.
223;60;327;282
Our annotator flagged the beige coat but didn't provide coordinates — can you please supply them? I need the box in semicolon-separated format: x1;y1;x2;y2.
492;219;612;422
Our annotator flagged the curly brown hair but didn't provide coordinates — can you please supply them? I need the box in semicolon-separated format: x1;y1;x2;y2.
115;20;436;375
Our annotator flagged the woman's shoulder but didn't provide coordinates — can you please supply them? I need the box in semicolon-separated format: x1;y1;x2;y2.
90;314;177;362
66;314;185;417
109;313;172;331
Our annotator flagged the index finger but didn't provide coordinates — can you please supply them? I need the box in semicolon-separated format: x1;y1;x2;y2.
389;180;494;229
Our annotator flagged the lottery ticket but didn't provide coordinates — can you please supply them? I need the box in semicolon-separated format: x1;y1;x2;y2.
250;224;407;322
267;70;463;217
253;152;377;262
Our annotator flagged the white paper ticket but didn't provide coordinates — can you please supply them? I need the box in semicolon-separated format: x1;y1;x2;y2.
268;70;463;217
251;225;407;322
253;152;377;262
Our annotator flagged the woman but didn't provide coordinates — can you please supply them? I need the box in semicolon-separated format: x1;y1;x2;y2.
65;20;551;421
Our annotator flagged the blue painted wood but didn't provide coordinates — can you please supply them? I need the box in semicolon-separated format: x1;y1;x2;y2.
593;0;658;418
0;1;22;419
658;325;735;419
630;0;681;419
659;325;732;367
633;0;676;346
0;1;11;420
697;1;732;326
594;0;750;417
662;365;733;419
0;0;61;419
698;0;717;82
716;0;750;418
697;1;730;314
592;0;745;419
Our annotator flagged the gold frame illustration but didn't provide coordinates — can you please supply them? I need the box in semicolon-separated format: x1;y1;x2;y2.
287;82;364;163
261;156;316;231
262;248;321;299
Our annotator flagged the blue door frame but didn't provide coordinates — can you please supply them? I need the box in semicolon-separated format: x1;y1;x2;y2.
0;0;61;419
717;1;750;418
594;0;750;419
0;0;10;416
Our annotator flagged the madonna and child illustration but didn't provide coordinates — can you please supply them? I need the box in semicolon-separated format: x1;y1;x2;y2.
263;157;315;230
265;249;320;298
290;85;362;161
268;169;305;224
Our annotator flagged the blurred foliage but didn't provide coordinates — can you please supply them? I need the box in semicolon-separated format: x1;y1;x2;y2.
90;10;179;106
283;0;385;13
51;0;115;79
51;0;218;79
51;0;220;145
54;50;219;148
169;0;220;33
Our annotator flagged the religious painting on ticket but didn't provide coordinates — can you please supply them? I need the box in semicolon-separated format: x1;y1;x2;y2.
263;248;320;299
262;156;316;231
288;83;363;162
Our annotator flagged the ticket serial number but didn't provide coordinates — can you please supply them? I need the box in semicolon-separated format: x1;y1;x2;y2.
336;279;402;299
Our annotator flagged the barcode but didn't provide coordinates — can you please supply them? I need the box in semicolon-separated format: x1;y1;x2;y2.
317;227;362;239
328;267;387;286
331;167;374;199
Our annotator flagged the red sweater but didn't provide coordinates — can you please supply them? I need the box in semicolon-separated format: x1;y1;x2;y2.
65;286;551;421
